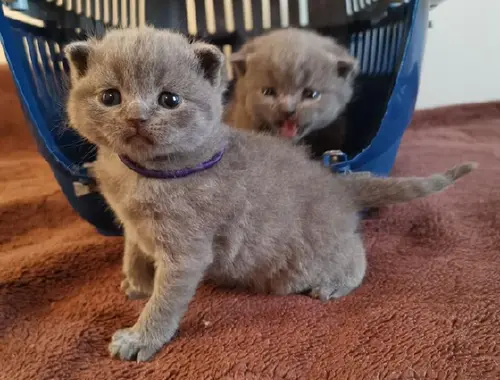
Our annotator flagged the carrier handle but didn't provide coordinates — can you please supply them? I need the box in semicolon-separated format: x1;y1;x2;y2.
2;0;28;11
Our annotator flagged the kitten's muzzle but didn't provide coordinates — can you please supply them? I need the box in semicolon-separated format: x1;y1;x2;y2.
277;117;299;138
282;110;296;119
275;110;298;129
124;118;154;145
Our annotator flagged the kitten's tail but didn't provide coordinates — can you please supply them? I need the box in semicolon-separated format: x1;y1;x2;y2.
341;162;477;210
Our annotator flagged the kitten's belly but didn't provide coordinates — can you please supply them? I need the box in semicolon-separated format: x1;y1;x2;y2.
206;232;303;294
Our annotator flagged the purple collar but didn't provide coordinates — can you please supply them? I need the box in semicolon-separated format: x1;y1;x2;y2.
119;149;225;179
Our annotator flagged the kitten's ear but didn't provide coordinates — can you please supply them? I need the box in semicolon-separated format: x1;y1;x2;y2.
322;36;359;81
336;56;359;80
192;43;225;88
230;51;247;77
64;41;92;81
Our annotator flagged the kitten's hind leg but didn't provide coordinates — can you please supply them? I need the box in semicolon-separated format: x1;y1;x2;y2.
121;240;155;300
308;281;361;301
309;234;367;302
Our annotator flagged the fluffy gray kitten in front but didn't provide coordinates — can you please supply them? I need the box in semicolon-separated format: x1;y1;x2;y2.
225;28;357;145
64;27;476;362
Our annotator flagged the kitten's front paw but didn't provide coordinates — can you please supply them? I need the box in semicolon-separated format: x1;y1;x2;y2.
120;278;152;300
109;328;161;362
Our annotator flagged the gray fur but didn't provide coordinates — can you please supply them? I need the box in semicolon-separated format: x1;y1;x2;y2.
64;27;476;362
340;162;477;209
225;28;358;143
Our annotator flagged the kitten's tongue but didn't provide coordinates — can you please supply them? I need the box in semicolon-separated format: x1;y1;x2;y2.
280;119;297;138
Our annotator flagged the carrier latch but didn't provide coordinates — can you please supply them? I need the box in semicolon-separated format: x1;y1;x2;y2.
322;150;351;174
73;162;99;197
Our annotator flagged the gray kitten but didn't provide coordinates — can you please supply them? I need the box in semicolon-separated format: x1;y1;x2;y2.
225;28;357;145
64;27;475;362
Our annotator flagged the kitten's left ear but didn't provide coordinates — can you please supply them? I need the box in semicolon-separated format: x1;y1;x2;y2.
335;56;359;81
192;43;226;88
64;41;92;82
229;51;247;77
321;36;359;81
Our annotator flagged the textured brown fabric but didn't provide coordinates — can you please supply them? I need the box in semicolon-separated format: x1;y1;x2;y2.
1;66;499;379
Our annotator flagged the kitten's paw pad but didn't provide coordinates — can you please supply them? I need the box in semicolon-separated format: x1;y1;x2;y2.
109;328;160;362
120;279;151;300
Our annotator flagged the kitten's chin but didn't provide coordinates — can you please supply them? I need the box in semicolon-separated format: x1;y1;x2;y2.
103;138;158;162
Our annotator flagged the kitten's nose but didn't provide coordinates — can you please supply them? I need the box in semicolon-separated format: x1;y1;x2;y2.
282;110;296;120
127;118;147;130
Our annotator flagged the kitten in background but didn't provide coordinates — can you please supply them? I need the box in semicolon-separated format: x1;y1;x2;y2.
64;28;475;362
224;27;358;149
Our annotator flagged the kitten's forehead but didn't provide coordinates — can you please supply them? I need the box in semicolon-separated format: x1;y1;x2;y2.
246;28;348;90
249;48;334;90
89;29;199;90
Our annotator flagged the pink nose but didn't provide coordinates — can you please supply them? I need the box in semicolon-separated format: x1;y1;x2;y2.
127;118;147;130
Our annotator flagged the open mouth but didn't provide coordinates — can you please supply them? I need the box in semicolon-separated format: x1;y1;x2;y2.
278;119;298;138
259;120;306;140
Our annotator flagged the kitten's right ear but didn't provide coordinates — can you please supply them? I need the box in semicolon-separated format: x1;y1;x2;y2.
193;42;226;88
230;51;247;77
64;41;92;81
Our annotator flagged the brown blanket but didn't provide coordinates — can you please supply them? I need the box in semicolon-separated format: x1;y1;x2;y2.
1;67;499;380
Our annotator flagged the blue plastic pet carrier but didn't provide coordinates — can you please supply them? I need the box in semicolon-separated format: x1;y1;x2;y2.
0;0;430;236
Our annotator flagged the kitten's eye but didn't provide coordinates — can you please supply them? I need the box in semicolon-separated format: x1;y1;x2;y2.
262;88;277;97
303;89;320;100
158;92;181;109
100;89;121;106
